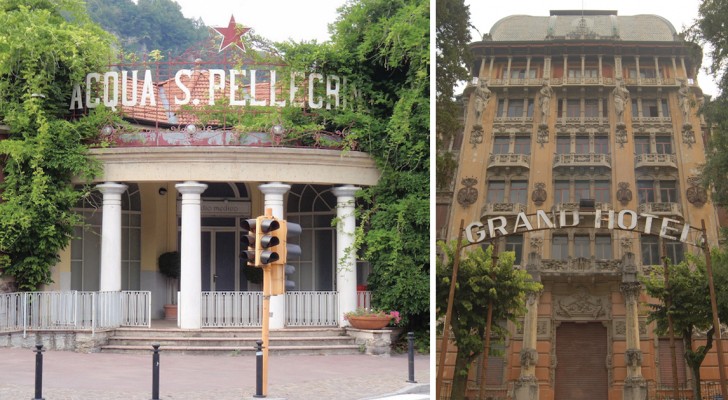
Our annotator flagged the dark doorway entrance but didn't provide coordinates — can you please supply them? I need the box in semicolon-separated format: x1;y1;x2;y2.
555;322;608;400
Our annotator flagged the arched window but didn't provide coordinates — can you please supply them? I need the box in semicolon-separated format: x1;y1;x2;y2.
71;183;141;291
286;184;336;291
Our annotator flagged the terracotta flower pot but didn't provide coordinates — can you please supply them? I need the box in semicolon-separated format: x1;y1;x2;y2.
347;315;391;330
164;304;178;321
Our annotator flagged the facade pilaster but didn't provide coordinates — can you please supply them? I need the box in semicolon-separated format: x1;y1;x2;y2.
97;182;128;292
259;182;291;329
621;281;647;400
176;181;207;329
332;185;361;326
514;290;541;400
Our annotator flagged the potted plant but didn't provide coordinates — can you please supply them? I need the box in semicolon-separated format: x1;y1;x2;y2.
344;307;401;330
158;251;180;320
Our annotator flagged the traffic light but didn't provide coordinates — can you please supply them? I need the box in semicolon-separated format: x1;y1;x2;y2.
239;216;281;267
270;221;302;294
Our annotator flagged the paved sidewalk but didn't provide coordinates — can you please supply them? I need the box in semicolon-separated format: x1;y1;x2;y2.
0;347;430;399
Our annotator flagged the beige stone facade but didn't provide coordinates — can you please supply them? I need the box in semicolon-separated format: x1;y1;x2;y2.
437;10;725;400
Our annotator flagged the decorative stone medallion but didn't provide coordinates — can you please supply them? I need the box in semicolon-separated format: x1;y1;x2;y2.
470;125;484;148
686;176;708;206
456;177;478;207
616;182;632;204
531;182;547;205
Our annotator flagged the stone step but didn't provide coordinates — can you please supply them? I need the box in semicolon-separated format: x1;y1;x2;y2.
100;344;362;356
107;335;356;347
112;327;345;338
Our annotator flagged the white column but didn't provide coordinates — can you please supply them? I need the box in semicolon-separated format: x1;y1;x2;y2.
176;181;207;329
259;182;291;329
97;182;128;292
332;185;361;326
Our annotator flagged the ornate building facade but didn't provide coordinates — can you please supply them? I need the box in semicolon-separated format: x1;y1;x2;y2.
438;10;724;400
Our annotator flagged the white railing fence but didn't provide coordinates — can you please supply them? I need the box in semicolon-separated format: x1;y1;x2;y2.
201;291;262;327
0;291;151;335
286;291;338;326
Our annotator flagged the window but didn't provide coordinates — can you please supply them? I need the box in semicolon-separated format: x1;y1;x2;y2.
505;235;524;265
574;180;590;202
594;181;611;203
627;68;639;78
660;181;678;203
632;100;639;118
552;235;569;260
575;136;589;154
635;136;650;154
487;181;505;203
585;99;599;118
526;99;535;118
665;240;684;264
568;69;582;78
554;181;570;203
655;137;672;154
508;99;524;118
510;181;528;204
567;99;580;118
584;68;598;78
594;136;609;154
493;136;510;154
637;180;656;203
661;99;670;117
641;235;660;266
641;68;657;79
574;235;590;258
514;136;531;155
497;99;505;117
643;99;659;117
557;136;571;154
595;236;612;259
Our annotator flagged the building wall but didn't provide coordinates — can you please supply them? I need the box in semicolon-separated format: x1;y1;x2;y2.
439;10;723;399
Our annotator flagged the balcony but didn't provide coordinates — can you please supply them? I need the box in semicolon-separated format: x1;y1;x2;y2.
634;153;678;170
487;153;531;171
553;153;611;170
553;202;613;213
481;202;527;218
637;202;682;217
540;257;622;275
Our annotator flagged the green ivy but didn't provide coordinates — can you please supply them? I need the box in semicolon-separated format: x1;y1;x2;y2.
0;0;115;290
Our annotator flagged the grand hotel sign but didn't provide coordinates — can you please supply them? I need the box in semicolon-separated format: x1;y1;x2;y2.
466;209;701;245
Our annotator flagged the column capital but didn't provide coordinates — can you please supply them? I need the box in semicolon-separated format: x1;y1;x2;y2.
259;182;291;196
175;181;208;195
332;185;361;199
96;182;128;195
620;281;642;300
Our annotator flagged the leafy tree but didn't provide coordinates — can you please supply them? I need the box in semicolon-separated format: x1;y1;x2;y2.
0;0;115;289
436;240;542;399
690;0;728;204
642;251;728;399
86;0;208;57
436;0;471;190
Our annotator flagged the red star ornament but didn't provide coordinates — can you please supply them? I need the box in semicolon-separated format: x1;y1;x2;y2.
213;15;251;52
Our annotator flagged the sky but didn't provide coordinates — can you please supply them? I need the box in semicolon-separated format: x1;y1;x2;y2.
465;0;719;96
172;0;345;44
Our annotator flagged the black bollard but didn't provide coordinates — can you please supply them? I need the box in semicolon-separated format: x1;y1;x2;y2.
253;340;265;398
407;331;416;383
33;343;45;400
151;343;160;400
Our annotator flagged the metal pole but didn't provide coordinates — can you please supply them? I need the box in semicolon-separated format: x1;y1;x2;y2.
254;340;265;398
701;219;728;398
436;219;465;400
662;242;680;400
478;240;498;400
33;343;45;400
151;343;160;400
407;331;416;383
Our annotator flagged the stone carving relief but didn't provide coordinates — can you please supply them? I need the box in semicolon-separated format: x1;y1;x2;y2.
529;237;544;254
554;287;609;320
620;238;633;254
539;81;553;126
456;177;478;207
614;319;648;338
616;182;633;204
471;80;491;128
520;348;539;367
686;176;708;206
537;124;549;147
682;123;696;147
531;182;547;206
625;349;643;367
470;125;484;148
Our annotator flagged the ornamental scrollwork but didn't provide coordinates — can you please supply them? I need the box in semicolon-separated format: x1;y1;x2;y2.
616;182;632;204
686;176;708;207
532;182;547;206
